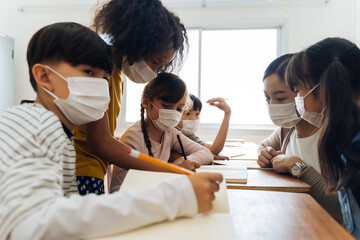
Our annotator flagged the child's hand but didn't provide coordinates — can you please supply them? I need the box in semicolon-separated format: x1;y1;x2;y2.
213;154;229;160
188;172;223;213
271;155;303;173
257;146;281;168
173;158;201;171
207;97;231;115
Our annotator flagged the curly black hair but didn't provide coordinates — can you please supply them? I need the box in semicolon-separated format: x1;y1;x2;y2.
93;0;188;73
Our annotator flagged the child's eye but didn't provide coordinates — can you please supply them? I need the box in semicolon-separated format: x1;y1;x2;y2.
84;69;94;76
277;98;285;102
151;59;159;65
196;113;199;116
265;97;270;103
186;112;190;115
177;108;183;113
162;104;171;108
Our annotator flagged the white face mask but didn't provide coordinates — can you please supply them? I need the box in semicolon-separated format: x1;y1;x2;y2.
42;66;110;126
148;103;182;131
294;84;324;128
182;119;200;135
122;57;157;83
267;102;301;128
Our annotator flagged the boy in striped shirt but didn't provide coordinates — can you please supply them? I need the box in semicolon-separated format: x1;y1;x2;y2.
0;22;222;240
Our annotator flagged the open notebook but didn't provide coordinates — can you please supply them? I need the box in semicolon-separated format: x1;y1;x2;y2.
91;170;236;240
197;165;248;184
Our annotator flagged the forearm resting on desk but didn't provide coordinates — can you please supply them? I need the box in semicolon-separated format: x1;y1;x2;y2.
298;166;343;223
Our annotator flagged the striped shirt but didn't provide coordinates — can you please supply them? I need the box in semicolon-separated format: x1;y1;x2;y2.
0;103;77;240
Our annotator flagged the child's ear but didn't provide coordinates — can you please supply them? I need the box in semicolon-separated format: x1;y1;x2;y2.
32;64;54;91
141;97;150;109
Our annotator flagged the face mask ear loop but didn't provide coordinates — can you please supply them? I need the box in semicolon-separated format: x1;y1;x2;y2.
146;101;157;121
41;87;59;100
45;65;68;82
303;83;320;99
150;102;160;111
41;65;67;101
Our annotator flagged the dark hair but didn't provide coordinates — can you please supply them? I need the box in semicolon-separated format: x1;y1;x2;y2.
140;73;187;156
27;22;113;92
263;53;294;82
189;94;202;112
286;51;321;93
93;0;188;73
290;37;360;191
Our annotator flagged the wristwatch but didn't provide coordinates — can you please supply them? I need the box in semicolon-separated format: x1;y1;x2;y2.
289;162;307;177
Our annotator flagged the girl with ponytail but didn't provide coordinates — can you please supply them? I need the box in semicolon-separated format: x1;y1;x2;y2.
110;73;213;191
258;53;342;222
287;37;360;238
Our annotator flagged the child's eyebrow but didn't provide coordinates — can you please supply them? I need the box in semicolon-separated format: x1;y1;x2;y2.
272;90;288;95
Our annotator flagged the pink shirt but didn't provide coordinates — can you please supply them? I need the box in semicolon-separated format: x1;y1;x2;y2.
110;121;213;191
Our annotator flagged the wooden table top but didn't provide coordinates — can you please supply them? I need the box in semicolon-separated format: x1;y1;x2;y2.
215;143;311;193
220;142;259;161
227;169;311;193
228;189;354;240
213;159;260;168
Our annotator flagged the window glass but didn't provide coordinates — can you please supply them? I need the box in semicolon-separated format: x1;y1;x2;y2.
123;28;278;126
200;29;277;125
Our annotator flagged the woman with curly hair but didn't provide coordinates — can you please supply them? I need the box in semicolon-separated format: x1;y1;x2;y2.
74;0;195;195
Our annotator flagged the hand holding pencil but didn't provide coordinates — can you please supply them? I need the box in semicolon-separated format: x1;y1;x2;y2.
126;148;223;213
188;172;223;213
174;134;201;171
173;158;201;172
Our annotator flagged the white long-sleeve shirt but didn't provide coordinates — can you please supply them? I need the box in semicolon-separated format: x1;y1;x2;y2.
110;121;213;191
0;104;197;240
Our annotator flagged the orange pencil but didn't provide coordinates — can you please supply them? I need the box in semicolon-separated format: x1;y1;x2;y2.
127;148;194;175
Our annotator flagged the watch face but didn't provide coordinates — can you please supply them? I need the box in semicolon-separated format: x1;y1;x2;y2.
291;165;301;176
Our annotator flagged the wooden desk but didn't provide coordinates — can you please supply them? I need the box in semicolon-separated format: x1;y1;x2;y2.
213;159;260;168
228;189;353;240
221;142;259;161
210;160;311;192
227;169;311;193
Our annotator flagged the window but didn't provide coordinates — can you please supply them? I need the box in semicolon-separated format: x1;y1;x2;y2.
120;28;280;129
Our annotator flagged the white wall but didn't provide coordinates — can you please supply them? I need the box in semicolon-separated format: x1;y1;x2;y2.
0;0;357;143
0;0;104;104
